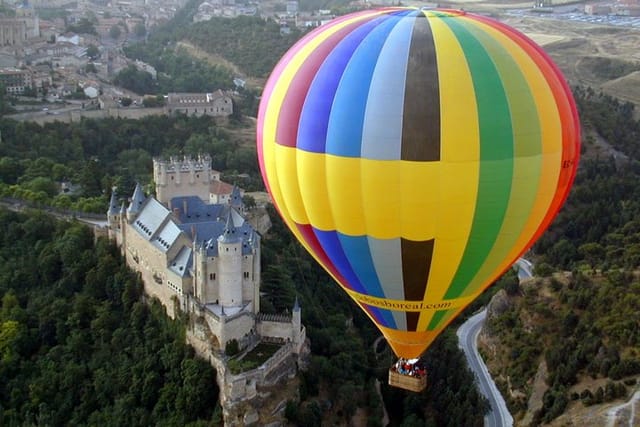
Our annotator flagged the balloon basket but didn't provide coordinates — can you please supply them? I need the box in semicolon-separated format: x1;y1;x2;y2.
388;359;427;392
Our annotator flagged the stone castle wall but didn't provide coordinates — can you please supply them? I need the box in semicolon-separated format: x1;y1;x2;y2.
202;308;256;350
123;226;184;318
258;316;297;342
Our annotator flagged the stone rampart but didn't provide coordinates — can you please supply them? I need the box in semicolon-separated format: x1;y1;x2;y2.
10;107;167;125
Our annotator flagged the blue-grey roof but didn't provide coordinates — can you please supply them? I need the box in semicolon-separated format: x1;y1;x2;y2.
108;190;119;216
132;198;170;241
219;210;240;244
152;220;182;252
170;195;256;256
127;183;146;215
169;246;192;278
171;196;227;223
230;185;243;209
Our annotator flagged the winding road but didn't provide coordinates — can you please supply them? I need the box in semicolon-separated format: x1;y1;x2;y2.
457;309;513;427
457;259;533;427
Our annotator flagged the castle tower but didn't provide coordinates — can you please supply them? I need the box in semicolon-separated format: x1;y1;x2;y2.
217;210;242;307
118;202;127;251
249;230;260;314
126;183;146;222
292;296;301;345
107;188;120;239
154;155;213;206
193;238;209;303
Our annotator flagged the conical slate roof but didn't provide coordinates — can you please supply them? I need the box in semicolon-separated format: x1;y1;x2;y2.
127;183;146;216
218;209;240;244
108;189;119;216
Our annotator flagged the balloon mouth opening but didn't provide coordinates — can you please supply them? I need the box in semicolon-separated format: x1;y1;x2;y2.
380;327;440;359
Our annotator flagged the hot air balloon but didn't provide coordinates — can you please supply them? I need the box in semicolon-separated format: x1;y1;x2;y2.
256;7;580;391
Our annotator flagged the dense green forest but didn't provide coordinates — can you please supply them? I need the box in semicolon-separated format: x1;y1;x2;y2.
486;271;640;424
183;16;304;78
0;115;261;212
535;89;640;272
0;210;220;426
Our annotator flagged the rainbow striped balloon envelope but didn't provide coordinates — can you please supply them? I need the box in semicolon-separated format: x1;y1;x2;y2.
257;7;580;358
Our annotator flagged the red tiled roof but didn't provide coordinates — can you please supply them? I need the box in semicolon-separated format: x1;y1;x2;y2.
210;180;233;195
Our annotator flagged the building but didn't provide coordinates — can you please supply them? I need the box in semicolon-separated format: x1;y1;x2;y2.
0;6;40;46
30;64;53;94
585;3;612;14
0;18;27;46
108;155;305;355
0;68;32;94
166;90;233;117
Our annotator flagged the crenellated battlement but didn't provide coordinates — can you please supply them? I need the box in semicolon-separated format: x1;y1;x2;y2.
155;154;212;173
153;155;214;205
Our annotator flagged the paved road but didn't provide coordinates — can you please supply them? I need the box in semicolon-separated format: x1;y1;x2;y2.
457;309;513;427
457;257;532;427
514;258;533;280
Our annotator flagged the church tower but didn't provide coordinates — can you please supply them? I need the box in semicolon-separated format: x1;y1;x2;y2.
154;155;213;206
217;211;243;307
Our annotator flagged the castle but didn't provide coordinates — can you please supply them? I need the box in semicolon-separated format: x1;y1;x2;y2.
107;155;306;377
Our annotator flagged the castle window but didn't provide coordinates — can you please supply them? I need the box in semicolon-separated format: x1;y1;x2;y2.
171;176;174;180
243;272;249;279
209;273;213;280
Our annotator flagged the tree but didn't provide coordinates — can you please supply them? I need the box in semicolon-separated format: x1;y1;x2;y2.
142;95;165;107
134;22;146;37
23;177;58;197
114;65;156;95
578;242;605;270
225;339;239;356
0;82;13;115
0;157;22;184
109;24;122;40
0;320;22;364
86;44;100;60
242;194;256;210
260;264;296;313
0;211;220;425
67;18;97;35
21;86;37;98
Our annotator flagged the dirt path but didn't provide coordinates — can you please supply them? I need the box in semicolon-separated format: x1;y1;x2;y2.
175;41;266;88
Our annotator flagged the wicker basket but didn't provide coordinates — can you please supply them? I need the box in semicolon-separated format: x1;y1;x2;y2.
388;368;427;392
